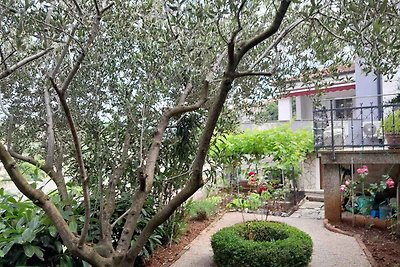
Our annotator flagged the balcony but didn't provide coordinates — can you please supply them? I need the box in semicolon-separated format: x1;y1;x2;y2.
313;98;400;154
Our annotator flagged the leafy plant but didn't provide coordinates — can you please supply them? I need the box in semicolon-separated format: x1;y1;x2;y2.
211;221;312;267
383;109;400;134
186;196;221;221
210;125;313;184
0;188;81;266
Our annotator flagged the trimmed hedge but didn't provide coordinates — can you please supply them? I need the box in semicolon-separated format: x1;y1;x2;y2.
211;221;312;267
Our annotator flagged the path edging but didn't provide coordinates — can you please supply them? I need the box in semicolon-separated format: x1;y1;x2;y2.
169;211;225;266
323;219;378;267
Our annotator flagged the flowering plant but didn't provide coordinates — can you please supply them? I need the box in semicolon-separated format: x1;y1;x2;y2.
339;165;393;197
340;165;368;196
248;171;257;186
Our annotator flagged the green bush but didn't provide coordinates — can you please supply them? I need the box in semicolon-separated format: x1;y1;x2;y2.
211;221;312;267
383;109;400;133
186;196;221;220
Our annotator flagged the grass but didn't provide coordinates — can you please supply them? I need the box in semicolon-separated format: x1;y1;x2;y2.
186;196;222;221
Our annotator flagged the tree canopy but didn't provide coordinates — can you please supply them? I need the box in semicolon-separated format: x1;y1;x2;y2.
0;0;399;266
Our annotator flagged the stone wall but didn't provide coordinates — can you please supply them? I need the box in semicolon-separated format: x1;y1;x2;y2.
298;153;320;191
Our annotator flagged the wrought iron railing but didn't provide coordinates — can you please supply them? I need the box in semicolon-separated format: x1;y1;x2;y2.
313;99;400;158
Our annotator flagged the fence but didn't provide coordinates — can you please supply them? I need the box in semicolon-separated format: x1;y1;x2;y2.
313;99;400;156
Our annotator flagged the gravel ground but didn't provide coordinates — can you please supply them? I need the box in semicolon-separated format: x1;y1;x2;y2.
171;210;371;267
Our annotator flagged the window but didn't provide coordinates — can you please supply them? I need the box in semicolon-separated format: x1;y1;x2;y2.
335;98;353;119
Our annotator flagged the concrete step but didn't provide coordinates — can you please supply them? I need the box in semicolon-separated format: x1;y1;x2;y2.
305;190;324;202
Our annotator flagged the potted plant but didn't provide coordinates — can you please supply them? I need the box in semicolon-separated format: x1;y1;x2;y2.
383;109;400;148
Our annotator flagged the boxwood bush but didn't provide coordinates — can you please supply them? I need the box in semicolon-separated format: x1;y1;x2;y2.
211;221;312;267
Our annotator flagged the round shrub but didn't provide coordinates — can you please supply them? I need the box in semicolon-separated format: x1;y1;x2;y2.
211;221;312;267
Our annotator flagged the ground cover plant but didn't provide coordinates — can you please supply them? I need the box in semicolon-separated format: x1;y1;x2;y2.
211;221;312;267
186;196;222;221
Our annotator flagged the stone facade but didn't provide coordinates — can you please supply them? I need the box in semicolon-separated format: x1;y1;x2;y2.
298;153;320;191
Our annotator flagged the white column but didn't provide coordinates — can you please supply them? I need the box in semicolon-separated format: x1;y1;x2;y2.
315;157;321;190
278;97;292;121
295;97;302;120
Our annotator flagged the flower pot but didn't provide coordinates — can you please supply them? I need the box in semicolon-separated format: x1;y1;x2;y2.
370;210;379;218
379;205;392;219
385;133;400;149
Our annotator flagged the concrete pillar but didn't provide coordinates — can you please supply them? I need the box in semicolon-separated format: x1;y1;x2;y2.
315;157;321;190
301;96;313;120
278;97;292;121
295;97;302;120
323;164;342;223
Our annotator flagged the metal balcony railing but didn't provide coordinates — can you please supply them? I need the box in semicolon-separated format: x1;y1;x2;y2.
313;98;400;159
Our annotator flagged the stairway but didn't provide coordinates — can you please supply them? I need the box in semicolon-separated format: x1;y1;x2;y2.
305;190;324;202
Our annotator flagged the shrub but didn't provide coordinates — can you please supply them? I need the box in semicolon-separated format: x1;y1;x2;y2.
211;221;312;267
186;196;221;221
383;109;400;133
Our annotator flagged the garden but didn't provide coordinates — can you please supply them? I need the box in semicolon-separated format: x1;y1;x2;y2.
334;164;400;267
0;1;399;267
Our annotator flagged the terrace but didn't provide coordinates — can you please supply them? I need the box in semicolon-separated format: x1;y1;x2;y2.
313;96;400;159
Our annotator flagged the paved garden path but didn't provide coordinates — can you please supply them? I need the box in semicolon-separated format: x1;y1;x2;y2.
171;201;371;267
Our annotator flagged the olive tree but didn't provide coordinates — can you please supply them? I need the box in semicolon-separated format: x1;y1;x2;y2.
0;0;399;266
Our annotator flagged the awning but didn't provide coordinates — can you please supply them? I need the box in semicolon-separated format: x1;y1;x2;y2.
283;83;355;98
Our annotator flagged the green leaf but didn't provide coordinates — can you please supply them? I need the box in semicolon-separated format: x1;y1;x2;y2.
28;216;40;230
48;226;58;237
55;241;63;253
23;244;34;258
0;249;5;258
2;242;14;255
21;227;35;242
32;245;44;261
69;220;78;233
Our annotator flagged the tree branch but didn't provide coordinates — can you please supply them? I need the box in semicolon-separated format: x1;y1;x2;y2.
0;144;72;240
44;87;55;169
50;77;90;248
111;208;130;229
250;17;304;70
233;71;274;78
0;48;53;80
9;149;70;206
313;17;347;42
216;15;228;45
50;22;79;79
0;92;14;147
60;15;100;93
228;0;247;66
116;80;209;254
101;123;132;248
177;82;193;105
237;0;291;61
126;71;233;262
9;150;50;173
0;143;109;265
169;81;209;118
94;0;101;17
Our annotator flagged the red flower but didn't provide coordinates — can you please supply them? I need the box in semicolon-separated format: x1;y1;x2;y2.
340;184;347;192
248;171;256;177
258;185;267;194
357;165;368;174
386;177;395;189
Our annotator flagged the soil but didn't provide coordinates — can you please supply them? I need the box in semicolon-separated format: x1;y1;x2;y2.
144;213;222;267
334;222;400;267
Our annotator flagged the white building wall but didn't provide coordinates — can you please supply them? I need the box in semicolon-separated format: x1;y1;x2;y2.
382;70;400;103
278;97;292;121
